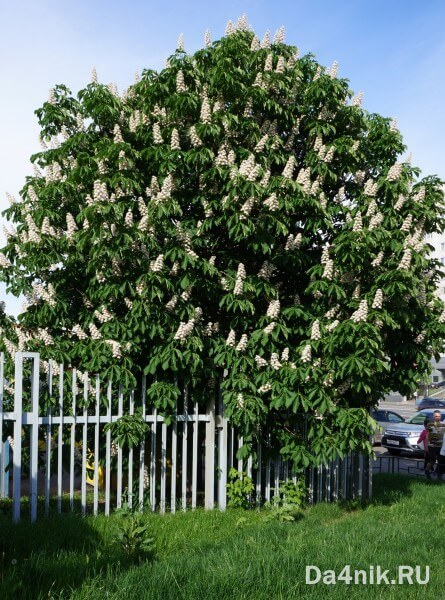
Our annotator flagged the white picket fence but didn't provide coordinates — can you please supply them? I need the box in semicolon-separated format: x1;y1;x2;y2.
0;352;372;522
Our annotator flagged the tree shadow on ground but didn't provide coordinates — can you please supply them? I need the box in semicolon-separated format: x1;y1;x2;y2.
0;510;139;600
371;472;434;506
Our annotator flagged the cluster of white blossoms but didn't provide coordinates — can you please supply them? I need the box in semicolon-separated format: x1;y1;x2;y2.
233;263;246;295
203;321;219;336
65;213;78;241
170;128;181;150
255;354;268;367
364;179;378;197
181;286;192;300
44;162;64;183
282;155;296;179
257;261;276;281
240;197;254;219
301;344;311;363
258;382;272;394
41;216;56;236
321;245;333;280
239;154;261;181
226;329;236;347
351;299;368;323
371;289;384;309
266;299;280;319
310;320;321;340
270;352;282;370
174;318;195;340
400;214;413;232
415;331;426;344
36;327;53;346
326;319;340;331
398;248;412;270
275;56;286;74
32;282;56;307
438;309;445;324
153;174;174;204
165;295;178;311
405;228;424;253
94;305;113;323
371;251;384;267
189;125;202;148
72;324;88;339
105;339;122;359
386;162;403;181
24;214;41;244
236;334;248;352
236;393;244;408
152;122;163;145
254;133;269;153
176;70;187;93
263;193;279;211
352;212;363;232
3;338;17;357
200;95;212;123
215;146;229;166
113;124;124;144
264;53;274;72
284;233;302;251
89;323;102;340
296;167;312;192
281;347;289;362
394;194;406;211
124;209;134;228
0;252;11;268
413;187;426;203
369;211;383;229
150;254;164;272
351;91;364;106
325;305;339;319
93;180;109;202
128;110;144;133
263;321;276;335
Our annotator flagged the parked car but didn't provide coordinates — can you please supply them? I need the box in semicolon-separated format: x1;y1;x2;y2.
431;381;445;389
416;398;445;411
371;409;405;445
381;409;445;455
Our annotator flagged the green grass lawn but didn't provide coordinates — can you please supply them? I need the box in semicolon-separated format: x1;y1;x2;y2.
1;474;444;599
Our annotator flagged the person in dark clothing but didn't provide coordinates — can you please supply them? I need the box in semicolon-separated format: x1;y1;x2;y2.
425;410;445;479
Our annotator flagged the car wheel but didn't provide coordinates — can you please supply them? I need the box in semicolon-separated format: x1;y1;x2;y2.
387;449;402;456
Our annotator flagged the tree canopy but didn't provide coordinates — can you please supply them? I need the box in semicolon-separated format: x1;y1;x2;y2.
1;17;444;466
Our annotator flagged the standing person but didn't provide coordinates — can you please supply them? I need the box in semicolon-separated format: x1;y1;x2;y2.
439;424;445;481
417;418;429;471
425;410;445;479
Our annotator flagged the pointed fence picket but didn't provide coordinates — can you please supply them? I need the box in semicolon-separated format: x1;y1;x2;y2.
0;352;372;522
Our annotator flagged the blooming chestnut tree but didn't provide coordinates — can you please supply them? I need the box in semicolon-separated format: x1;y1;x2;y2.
1;16;445;467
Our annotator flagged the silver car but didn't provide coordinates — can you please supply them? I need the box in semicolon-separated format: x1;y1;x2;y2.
381;409;445;455
371;409;405;445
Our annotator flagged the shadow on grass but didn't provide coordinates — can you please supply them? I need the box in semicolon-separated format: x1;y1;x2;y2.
371;472;427;506
0;508;142;600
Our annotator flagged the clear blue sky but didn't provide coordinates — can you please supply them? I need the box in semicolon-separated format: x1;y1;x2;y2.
1;0;444;315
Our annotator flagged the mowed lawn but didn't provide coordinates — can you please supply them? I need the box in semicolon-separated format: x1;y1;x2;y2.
1;474;444;599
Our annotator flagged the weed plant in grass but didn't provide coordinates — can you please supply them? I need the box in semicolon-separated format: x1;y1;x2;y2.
1;474;445;599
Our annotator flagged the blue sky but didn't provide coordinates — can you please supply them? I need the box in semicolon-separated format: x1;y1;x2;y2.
0;0;444;315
